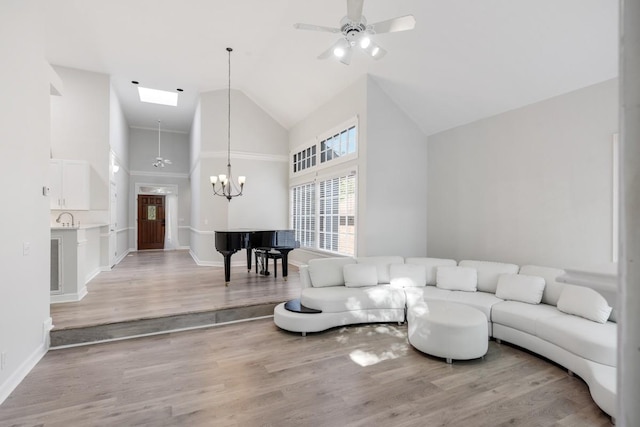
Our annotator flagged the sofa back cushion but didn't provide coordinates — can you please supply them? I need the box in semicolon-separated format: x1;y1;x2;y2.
458;260;519;293
343;264;378;287
390;264;428;288
356;256;405;284
436;266;477;292
557;285;613;323
308;257;356;288
405;257;457;285
495;274;546;304
518;265;566;306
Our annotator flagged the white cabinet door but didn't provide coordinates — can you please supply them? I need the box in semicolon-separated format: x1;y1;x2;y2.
49;159;90;210
62;160;90;210
49;159;63;209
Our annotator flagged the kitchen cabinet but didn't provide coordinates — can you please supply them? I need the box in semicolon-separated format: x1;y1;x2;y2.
49;159;90;210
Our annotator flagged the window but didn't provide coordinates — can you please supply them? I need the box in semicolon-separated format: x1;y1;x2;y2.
291;183;315;248
293;145;316;173
291;118;357;176
320;126;357;164
291;172;357;256
318;174;356;255
290;118;358;256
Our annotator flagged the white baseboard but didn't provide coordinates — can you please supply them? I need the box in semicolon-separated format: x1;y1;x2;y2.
189;250;219;267
50;286;87;304
189;250;246;267
84;268;101;285
0;328;49;405
114;248;131;266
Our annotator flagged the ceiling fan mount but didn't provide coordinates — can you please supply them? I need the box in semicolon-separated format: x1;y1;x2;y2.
294;0;416;65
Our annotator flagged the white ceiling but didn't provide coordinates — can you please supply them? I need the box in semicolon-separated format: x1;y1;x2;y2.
44;0;618;135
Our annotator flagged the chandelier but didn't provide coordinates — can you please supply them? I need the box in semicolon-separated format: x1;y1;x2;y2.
210;47;245;201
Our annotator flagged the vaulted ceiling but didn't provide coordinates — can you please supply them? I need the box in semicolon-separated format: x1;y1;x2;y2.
44;0;618;135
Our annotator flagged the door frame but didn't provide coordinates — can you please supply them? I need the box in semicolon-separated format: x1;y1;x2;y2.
134;183;179;251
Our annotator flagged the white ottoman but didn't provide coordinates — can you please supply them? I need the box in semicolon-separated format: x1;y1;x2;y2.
408;301;488;363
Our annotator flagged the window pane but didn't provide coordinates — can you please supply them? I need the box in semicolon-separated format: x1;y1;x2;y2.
348;126;356;154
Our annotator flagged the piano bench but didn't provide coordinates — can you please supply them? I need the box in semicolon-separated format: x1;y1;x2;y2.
254;249;283;278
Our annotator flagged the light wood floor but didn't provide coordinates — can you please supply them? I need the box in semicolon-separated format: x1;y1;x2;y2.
0;319;610;426
51;250;301;330
30;250;611;425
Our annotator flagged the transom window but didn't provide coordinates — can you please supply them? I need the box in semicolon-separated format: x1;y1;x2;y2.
291;118;358;176
320;126;357;164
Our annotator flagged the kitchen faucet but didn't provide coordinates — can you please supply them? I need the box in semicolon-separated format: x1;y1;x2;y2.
56;212;75;227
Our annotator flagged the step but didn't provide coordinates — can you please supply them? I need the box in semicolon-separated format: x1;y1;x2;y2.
50;302;277;348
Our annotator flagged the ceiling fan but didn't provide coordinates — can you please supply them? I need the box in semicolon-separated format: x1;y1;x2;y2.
293;0;416;65
153;120;172;168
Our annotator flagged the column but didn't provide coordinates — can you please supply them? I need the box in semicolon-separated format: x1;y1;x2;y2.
618;0;640;424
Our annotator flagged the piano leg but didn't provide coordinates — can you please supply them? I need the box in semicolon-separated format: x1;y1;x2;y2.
246;248;252;273
278;249;293;281
219;250;236;286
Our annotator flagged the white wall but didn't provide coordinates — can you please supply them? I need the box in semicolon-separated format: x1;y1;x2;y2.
364;77;428;257
190;89;289;265
50;66;110;212
427;79;618;271
0;0;51;404
129;127;190;173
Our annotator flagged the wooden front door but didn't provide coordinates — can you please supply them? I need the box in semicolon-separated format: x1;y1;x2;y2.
138;195;165;250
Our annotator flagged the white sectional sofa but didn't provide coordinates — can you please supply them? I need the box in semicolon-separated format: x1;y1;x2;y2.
273;256;617;420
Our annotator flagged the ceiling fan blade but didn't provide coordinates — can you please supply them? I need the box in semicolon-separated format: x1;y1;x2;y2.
347;0;364;22
369;15;416;34
293;23;341;33
164;159;172;165
318;38;349;60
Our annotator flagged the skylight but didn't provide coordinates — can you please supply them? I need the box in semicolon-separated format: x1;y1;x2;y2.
137;87;178;106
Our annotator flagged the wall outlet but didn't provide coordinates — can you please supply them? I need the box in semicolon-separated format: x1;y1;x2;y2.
23;242;30;256
1;352;6;371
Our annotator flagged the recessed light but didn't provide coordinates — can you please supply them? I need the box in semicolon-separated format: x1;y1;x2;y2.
137;87;178;107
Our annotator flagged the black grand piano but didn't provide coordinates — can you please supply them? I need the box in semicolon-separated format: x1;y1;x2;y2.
215;229;299;286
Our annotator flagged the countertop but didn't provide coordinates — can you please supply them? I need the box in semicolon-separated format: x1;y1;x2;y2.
51;223;108;231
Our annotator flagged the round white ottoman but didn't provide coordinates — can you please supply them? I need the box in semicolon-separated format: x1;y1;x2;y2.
408;301;488;363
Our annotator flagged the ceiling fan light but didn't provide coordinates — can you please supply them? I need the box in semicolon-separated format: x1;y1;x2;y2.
371;46;380;57
333;47;346;58
359;36;371;49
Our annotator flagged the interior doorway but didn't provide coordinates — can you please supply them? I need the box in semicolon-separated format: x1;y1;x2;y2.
137;195;165;250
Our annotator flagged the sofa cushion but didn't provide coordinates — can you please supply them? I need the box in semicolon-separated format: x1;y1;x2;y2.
495;274;545;305
301;285;406;313
436;266;477;292
390;263;427;288
459;260;519;293
308;257;355;288
356;256;405;284
491;301;563;335
557;285;612;324
343;264;378;288
536;314;617;366
405;257;457;285
518;265;566;306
